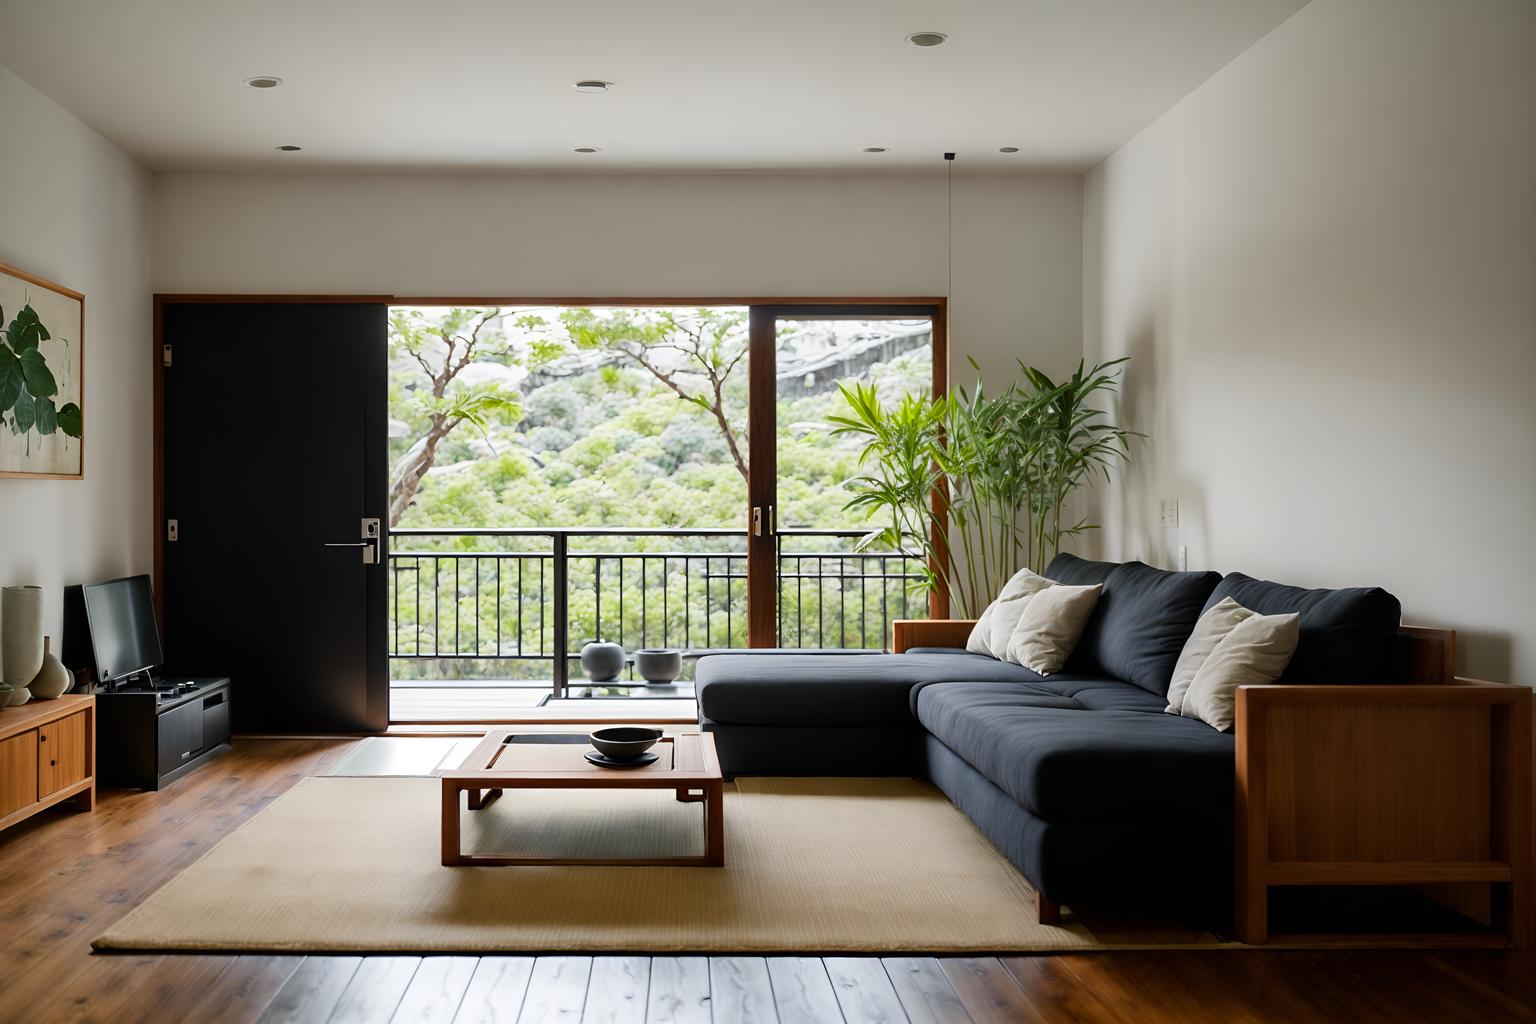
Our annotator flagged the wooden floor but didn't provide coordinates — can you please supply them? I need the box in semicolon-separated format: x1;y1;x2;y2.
3;740;1535;1024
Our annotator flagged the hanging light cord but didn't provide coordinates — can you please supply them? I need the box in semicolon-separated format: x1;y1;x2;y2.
945;152;956;301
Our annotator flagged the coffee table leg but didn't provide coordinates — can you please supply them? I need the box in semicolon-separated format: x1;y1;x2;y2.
441;781;463;866
705;782;724;866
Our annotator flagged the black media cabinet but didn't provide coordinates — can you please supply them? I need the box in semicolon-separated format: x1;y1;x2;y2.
94;677;232;790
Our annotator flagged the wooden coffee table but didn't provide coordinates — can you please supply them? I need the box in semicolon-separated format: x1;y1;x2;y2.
440;731;724;867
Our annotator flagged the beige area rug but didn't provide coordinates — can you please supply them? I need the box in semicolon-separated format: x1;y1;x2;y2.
94;776;1211;954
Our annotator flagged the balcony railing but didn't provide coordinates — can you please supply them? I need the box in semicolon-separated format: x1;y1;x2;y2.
387;527;928;695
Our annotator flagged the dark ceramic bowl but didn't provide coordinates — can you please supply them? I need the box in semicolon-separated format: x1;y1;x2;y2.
589;726;663;760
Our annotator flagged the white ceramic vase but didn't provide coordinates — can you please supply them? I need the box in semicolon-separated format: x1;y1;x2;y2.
29;636;72;700
1;586;45;694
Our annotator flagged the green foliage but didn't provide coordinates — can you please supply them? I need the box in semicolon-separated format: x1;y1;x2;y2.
833;358;1139;616
388;307;527;523
828;383;945;592
0;304;81;441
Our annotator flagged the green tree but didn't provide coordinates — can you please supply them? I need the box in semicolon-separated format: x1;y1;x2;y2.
388;307;526;525
562;307;750;480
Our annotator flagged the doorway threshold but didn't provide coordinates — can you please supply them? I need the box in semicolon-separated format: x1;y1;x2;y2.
388;681;697;728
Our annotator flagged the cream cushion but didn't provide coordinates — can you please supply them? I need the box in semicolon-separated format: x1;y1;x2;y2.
1164;597;1255;715
1178;611;1301;732
1003;583;1103;675
965;568;1055;658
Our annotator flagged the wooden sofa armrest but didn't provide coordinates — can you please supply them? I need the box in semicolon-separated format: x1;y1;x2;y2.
891;619;977;654
1234;679;1532;946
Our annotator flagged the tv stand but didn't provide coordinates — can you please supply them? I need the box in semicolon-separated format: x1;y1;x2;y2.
95;677;231;790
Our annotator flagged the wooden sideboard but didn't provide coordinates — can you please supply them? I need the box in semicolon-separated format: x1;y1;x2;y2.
0;694;95;836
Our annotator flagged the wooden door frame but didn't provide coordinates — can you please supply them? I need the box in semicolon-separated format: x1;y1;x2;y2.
153;294;947;672
745;302;949;645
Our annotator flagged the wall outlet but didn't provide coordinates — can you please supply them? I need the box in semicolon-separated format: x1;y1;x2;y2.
1178;545;1188;571
1159;498;1179;528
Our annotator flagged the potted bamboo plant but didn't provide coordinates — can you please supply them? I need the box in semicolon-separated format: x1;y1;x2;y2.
830;358;1139;617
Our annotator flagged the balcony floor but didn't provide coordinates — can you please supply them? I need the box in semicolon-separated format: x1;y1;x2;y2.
388;681;697;725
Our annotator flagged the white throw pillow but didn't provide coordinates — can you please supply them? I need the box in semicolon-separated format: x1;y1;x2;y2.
1178;611;1301;732
965;568;1055;658
1003;583;1103;675
965;606;996;655
1164;597;1255;715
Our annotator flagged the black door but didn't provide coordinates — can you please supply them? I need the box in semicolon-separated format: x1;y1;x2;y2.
161;303;388;732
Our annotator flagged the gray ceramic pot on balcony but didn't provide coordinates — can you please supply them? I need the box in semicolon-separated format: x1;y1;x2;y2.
580;639;626;682
634;648;682;685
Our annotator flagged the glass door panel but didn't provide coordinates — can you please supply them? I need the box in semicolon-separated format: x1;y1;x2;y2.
385;304;751;703
771;315;937;650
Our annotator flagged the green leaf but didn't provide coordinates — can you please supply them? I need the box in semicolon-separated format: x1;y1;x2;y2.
7;305;48;353
0;347;20;412
11;389;35;434
57;402;82;439
33;396;57;436
18;347;57;398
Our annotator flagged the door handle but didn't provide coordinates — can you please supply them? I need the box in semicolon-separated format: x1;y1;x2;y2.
324;541;378;565
326;517;382;564
751;506;776;538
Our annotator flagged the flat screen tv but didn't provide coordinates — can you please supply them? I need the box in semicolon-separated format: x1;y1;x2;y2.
82;575;165;684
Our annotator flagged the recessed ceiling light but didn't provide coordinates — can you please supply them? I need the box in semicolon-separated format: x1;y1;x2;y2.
244;75;284;89
906;31;948;47
862;147;888;154
275;145;302;152
573;147;602;154
997;146;1020;154
573;80;612;93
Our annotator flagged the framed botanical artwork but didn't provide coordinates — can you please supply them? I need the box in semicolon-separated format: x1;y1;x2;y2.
0;261;84;479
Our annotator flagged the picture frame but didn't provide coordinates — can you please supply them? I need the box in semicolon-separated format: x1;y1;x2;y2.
0;260;85;479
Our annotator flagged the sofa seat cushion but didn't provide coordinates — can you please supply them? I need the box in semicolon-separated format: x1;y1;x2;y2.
1202;573;1405;683
695;652;1045;727
915;681;1234;820
1022;676;1171;713
1046;554;1222;696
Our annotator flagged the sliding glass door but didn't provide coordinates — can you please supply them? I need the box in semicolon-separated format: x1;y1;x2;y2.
385;305;752;697
382;300;943;700
746;304;945;650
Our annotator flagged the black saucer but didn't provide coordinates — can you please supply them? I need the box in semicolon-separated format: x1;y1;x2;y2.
584;750;660;770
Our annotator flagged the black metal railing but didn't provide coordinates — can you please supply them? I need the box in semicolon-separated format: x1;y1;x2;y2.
387;527;927;695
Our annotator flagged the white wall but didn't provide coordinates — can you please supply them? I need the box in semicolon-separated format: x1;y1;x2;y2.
1084;0;1536;682
0;65;152;647
151;171;1084;387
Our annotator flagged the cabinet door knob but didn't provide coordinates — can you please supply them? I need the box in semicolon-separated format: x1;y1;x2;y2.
49;759;56;767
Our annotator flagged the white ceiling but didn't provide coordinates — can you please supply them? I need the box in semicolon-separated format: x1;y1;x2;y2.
0;0;1308;174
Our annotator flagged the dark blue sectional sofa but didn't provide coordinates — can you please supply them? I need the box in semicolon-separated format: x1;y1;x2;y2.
695;553;1409;923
